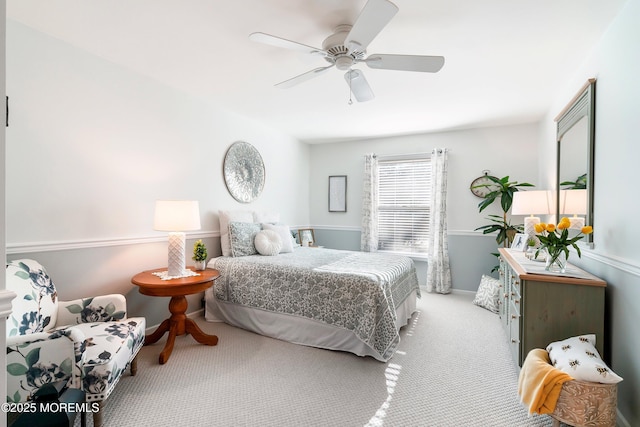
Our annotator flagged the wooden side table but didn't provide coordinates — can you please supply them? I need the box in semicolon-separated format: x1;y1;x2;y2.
131;267;219;364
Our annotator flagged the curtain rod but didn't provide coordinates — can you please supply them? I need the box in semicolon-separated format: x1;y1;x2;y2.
368;148;450;160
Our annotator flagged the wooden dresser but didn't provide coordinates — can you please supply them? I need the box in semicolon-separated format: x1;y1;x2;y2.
498;248;606;367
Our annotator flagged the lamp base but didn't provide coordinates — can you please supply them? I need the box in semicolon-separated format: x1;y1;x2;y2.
569;215;585;229
167;232;187;277
523;216;540;243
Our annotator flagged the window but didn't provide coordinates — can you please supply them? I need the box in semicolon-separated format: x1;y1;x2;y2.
377;156;431;255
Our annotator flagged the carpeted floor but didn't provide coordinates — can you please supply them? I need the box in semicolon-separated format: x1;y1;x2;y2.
89;291;554;426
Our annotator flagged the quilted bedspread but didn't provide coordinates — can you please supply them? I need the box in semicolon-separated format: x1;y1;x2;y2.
211;247;420;361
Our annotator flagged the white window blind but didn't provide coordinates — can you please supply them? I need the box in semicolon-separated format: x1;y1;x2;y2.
377;157;431;254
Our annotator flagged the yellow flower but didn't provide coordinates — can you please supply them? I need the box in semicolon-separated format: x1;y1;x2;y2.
557;218;571;230
546;223;556;232
581;225;593;234
534;223;546;233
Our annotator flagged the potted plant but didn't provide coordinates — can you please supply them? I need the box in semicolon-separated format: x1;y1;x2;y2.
474;175;534;246
474;175;534;272
192;239;208;270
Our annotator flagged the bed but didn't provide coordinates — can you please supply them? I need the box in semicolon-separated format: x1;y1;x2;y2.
204;246;420;362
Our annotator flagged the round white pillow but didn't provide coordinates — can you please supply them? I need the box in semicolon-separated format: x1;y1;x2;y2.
254;230;283;256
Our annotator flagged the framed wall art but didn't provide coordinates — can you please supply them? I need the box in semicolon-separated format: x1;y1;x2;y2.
328;175;347;212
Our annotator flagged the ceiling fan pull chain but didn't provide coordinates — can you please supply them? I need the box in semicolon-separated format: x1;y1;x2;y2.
348;69;353;105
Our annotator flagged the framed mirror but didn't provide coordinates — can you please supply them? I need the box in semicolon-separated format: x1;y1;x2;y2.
555;78;595;246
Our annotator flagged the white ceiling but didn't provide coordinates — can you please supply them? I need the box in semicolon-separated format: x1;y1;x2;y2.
7;0;627;143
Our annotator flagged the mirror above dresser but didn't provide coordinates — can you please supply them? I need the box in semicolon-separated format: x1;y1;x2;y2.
555;78;596;246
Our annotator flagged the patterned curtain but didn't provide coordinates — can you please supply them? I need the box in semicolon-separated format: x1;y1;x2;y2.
361;153;379;252
426;148;452;293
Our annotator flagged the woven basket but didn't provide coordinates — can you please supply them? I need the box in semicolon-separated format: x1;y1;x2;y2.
551;379;617;427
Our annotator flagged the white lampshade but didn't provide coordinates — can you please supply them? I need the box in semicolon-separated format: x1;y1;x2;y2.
511;191;551;242
154;200;201;277
511;191;551;216
154;200;201;231
560;190;587;215
560;190;587;229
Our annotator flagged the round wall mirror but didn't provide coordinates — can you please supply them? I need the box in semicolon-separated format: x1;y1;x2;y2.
223;141;265;203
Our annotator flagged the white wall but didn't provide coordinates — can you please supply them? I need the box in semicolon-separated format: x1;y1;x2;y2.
5;20;310;326
539;0;640;424
308;123;541;290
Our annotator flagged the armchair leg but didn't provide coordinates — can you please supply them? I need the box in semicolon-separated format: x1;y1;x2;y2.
93;401;104;427
130;355;138;376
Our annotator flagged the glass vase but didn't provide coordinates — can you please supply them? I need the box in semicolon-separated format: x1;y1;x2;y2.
545;250;567;273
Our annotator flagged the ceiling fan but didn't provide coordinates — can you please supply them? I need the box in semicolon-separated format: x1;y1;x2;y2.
249;0;445;102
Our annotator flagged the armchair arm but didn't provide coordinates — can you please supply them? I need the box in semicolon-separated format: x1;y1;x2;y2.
6;330;80;403
57;294;127;326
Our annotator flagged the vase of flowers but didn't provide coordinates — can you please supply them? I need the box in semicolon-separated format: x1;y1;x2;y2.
534;218;593;273
192;239;208;271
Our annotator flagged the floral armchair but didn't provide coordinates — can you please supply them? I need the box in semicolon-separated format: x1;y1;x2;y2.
6;259;146;427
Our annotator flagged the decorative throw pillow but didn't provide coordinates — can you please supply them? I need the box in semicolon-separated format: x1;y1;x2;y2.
229;222;261;257
254;230;283;256
219;210;254;257
261;223;294;253
472;275;500;313
547;335;623;384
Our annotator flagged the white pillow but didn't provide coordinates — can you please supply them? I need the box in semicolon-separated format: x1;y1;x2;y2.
254;230;282;256
253;211;280;224
261;223;294;253
472;275;500;313
546;335;623;384
219;210;254;257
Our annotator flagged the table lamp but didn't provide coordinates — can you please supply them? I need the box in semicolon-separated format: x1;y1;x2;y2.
511;190;551;241
154;200;201;277
560;189;587;229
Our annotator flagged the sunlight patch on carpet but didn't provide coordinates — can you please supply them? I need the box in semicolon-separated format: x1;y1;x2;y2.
365;310;421;426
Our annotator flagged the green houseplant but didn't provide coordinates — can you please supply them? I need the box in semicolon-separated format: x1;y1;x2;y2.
474;175;534;246
192;239;208;271
474;176;534;272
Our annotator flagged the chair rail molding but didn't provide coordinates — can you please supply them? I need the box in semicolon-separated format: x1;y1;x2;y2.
6;231;219;254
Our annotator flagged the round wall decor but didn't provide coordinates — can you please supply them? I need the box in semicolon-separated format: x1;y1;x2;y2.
223;141;265;203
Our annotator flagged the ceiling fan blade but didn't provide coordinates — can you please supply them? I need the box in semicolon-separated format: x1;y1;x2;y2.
344;69;374;102
344;0;399;53
364;54;445;72
275;65;334;89
249;32;326;57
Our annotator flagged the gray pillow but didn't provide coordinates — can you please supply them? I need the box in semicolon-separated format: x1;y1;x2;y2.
472;275;500;313
229;222;261;257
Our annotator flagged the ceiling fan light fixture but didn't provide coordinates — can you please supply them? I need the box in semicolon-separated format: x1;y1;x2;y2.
345;69;374;102
335;56;353;70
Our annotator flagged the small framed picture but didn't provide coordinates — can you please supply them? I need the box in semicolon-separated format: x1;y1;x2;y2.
511;233;527;251
298;228;316;247
328;175;347;212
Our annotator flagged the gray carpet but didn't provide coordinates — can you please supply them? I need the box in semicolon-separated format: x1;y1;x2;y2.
91;291;554;426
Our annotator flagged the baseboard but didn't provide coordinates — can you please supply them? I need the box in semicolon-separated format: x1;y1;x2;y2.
617;409;631;427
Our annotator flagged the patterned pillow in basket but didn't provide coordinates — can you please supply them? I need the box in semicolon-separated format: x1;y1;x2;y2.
547;335;623;384
473;275;500;313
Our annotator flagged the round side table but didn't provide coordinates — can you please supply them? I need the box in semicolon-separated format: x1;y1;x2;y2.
131;267;219;364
